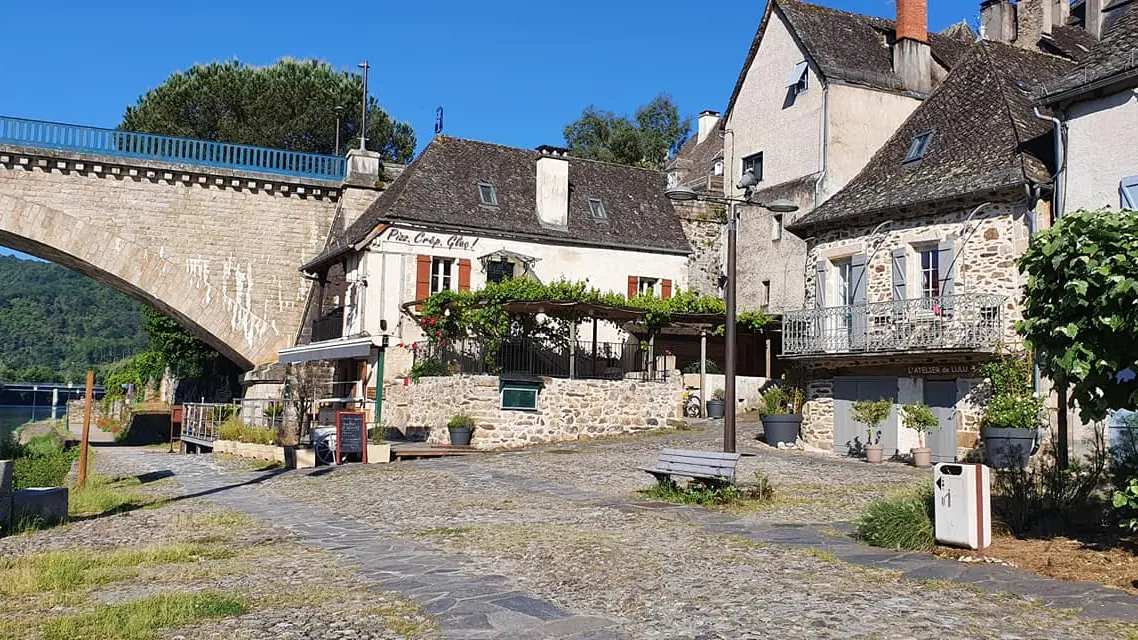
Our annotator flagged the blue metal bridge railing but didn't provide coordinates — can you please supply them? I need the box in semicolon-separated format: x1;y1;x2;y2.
0;115;347;181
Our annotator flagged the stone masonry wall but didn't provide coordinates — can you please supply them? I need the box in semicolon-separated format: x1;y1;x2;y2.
0;146;364;367
675;201;724;297
384;374;685;450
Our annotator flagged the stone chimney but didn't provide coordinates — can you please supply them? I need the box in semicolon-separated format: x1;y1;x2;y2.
697;110;720;145
535;145;569;230
1086;0;1104;38
1017;0;1053;45
893;0;932;94
980;0;1017;43
1052;0;1070;29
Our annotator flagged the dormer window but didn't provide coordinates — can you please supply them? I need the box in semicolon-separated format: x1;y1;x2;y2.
713;160;724;176
904;131;933;163
787;61;809;95
478;183;498;206
588;198;607;220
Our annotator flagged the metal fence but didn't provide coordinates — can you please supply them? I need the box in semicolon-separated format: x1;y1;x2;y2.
182;398;296;442
311;310;344;342
782;293;1006;357
0;115;346;181
412;338;659;380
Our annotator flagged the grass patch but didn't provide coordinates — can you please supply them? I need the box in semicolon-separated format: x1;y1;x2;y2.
638;471;774;508
856;488;935;551
804;547;838;563
40;591;247;640
368;599;438;639
412;526;472;538
69;474;159;518
0;543;236;598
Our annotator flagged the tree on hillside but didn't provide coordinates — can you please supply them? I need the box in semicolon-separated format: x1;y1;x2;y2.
1018;209;1138;423
563;94;690;169
121;58;416;163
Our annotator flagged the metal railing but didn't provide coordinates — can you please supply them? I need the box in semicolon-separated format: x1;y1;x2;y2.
413;338;662;380
782;293;1006;357
0;115;347;181
182;399;297;442
180;403;234;442
311;310;344;342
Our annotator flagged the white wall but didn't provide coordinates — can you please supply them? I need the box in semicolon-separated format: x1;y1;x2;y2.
1064;89;1138;212
825;84;921;194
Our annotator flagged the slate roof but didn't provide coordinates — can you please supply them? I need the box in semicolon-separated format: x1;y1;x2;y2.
303;137;691;271
789;41;1075;233
665;131;724;193
1039;1;1138;102
1040;24;1099;61
723;0;976;120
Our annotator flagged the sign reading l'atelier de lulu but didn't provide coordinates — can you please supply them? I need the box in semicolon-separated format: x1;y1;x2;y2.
828;363;981;378
384;228;480;252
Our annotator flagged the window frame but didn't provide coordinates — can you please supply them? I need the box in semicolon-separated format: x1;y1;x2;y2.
588;197;607;220
486;260;515;284
904;131;934;163
771;213;784;242
833;258;855;307
917;246;941;299
1121;175;1138;209
741;152;764;182
500;383;540;411
761;279;771;308
478;182;498;206
637;276;660;297
712;159;724;176
430;257;454;294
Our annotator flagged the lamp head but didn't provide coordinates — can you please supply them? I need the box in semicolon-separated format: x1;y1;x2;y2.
664;186;699;202
763;199;799;213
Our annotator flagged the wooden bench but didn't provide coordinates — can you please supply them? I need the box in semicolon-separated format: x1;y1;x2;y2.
640;448;742;486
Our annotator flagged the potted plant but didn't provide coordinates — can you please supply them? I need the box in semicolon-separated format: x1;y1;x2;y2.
901;403;939;468
759;385;802;447
447;412;475;446
852;398;893;463
706;388;726;419
978;352;1041;468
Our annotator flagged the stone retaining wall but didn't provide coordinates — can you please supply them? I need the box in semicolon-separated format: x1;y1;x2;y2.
384;374;685;449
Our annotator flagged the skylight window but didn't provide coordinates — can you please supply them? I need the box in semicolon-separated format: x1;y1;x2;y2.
588;198;607;220
478;183;498;206
904;131;933;163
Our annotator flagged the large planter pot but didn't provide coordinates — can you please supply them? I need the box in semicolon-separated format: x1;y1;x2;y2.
706;399;726;419
865;443;885;464
911;447;932;468
982;427;1036;468
448;427;472;446
762;414;802;447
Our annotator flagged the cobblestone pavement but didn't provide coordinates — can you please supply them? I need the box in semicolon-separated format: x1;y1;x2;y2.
81;424;1138;640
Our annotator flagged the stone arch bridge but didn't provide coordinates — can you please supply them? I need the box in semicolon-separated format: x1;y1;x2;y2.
0;116;382;370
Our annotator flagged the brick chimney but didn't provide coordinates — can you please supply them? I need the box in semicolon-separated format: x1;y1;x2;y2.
893;0;932;94
535;145;569;230
697;110;720;145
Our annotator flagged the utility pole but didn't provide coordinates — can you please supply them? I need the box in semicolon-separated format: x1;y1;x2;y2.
358;60;370;151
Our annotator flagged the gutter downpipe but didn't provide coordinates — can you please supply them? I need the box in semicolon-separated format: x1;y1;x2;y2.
1032;106;1066;404
815;83;830;209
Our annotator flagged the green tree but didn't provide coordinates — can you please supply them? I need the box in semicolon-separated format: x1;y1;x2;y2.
121;58;416;162
1018;209;1138;422
141;306;217;380
563;94;690;169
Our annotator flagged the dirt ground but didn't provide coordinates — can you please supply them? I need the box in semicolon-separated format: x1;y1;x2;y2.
937;534;1138;592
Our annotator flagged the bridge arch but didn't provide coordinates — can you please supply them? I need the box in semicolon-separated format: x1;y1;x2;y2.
0;194;261;369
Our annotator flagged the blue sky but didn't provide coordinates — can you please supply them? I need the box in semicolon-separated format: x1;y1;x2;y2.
0;0;968;257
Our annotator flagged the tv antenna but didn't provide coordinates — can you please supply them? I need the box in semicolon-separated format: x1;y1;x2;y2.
434;107;444;135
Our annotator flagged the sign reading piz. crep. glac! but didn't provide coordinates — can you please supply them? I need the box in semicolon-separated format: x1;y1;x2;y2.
336;411;367;464
388;229;479;252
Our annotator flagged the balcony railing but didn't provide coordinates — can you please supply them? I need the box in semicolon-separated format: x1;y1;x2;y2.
311;310;345;342
782;293;1005;357
0;115;346;181
413;338;663;380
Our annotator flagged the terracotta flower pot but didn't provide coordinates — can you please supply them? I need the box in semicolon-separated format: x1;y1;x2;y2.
911;447;932;468
865;443;885;463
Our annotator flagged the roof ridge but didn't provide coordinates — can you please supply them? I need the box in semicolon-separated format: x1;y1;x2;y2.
436;133;668;174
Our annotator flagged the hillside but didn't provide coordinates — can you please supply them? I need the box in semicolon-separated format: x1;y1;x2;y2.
0;255;147;382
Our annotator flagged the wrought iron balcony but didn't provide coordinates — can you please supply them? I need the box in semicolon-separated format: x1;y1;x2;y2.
782;293;1006;357
311;310;345;342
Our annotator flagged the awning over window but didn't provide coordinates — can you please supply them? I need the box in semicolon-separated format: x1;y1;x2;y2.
277;336;375;364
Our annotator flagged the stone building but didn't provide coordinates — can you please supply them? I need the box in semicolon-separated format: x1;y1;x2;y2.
780;40;1076;462
278;136;692;431
720;0;976;315
665;110;726;298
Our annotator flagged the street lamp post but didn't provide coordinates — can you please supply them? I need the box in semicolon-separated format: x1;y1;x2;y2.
666;173;798;453
333;106;344;156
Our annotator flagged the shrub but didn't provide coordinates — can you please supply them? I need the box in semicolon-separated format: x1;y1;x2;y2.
856;489;935;551
681;360;722;374
447;413;475;430
712;388;725;401
852;398;892;445
409;358;448;381
759;386;791;417
978;351;1042;431
217;418;275;445
12;455;74;490
1113;477;1138;533
901;403;939;448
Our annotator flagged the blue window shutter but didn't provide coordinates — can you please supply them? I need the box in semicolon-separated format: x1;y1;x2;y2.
850;253;868;349
1121;176;1138;209
851;253;867;305
891;248;907;301
938;241;956;315
815;260;826;308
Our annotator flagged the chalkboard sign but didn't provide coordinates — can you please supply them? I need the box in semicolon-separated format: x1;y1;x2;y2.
336;411;367;464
